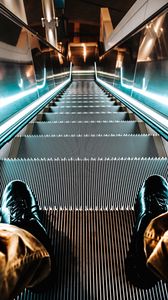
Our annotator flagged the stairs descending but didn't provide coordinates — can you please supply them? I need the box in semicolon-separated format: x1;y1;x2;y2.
0;76;168;299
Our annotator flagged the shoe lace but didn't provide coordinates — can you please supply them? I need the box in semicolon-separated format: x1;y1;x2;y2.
147;192;168;213
10;197;38;223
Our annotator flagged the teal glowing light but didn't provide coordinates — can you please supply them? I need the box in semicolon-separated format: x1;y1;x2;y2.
0;68;46;108
0;75;71;136
94;62;168;137
120;67;168;106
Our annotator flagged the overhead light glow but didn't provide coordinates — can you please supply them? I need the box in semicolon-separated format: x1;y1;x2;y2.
83;44;87;63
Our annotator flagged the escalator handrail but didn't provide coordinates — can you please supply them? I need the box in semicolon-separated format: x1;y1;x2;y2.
0;64;72;149
95;63;168;141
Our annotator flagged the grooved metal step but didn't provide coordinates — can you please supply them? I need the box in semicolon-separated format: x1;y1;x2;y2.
47;106;124;113
12;209;168;299
14;135;160;159
31;121;142;135
64;92;105;95
39;112;132;122
51;100;116;106
1;159;167;208
59;96;112;100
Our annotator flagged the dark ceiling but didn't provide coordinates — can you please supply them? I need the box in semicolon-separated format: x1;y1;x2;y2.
65;0;136;27
24;0;136;42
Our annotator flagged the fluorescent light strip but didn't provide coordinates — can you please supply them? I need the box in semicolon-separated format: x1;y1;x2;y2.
96;76;168;133
0;77;70;136
97;66;168;107
46;71;70;79
72;70;94;74
0;68;46;109
120;67;168;107
0;69;70;109
97;70;119;79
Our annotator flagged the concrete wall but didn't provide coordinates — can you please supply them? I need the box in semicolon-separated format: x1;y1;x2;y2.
106;0;168;50
0;0;27;24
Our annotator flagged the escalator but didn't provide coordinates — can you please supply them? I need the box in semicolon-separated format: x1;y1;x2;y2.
0;4;168;299
1;73;168;299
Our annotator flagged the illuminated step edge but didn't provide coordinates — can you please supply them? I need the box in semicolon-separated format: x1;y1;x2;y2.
2;157;167;161
18;134;159;138
31;120;139;124
39;206;133;211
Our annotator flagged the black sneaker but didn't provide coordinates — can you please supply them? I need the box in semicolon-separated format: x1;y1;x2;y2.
125;175;168;288
1;180;55;291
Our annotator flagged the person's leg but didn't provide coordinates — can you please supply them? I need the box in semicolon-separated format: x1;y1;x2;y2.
144;211;168;281
0;180;54;299
0;223;50;300
125;175;168;288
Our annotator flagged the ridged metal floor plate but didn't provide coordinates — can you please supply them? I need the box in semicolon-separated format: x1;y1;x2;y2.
48;106;124;113
15;209;168;300
31;121;142;135
53;100;116;105
40;112;132;122
59;95;109;100
15;135;160;158
1;159;167;208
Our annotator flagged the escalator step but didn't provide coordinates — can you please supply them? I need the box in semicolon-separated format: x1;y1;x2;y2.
59;96;112;100
1;159;167;208
51;100;116;105
40;112;132;122
14;209;168;300
14;135;160;159
47;106;124;113
31;121;142;135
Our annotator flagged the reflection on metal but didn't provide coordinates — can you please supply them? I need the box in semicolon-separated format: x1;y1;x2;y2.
100;8;113;51
0;0;27;23
138;14;165;62
120;67;168;107
73;22;80;43
106;0;168;51
83;43;87;63
95;68;168;140
0;7;70;130
0;68;46;108
97;8;168;120
68;42;98;66
115;51;124;69
41;0;58;48
0;75;71;146
58;52;64;64
0;29;32;63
